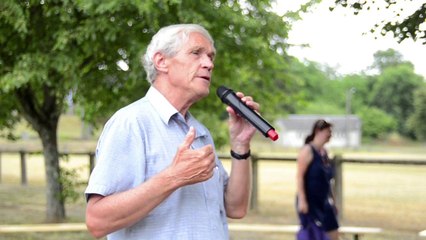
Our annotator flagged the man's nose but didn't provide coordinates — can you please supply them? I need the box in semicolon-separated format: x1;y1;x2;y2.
202;55;214;71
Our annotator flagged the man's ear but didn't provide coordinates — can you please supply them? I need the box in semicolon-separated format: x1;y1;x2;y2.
153;52;168;73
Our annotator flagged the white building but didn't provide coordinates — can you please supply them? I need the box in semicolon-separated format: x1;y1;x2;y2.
275;115;361;148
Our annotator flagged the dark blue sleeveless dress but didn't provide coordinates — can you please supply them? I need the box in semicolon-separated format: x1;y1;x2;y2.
297;145;339;231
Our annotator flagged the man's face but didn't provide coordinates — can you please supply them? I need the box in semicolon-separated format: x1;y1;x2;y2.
167;32;216;100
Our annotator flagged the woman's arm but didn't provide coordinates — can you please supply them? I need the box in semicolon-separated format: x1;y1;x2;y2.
296;145;313;213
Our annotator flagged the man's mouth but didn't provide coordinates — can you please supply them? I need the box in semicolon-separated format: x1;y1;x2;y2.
198;76;211;81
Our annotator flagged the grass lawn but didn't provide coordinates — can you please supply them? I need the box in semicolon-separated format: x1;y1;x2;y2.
1;115;425;239
1;156;425;240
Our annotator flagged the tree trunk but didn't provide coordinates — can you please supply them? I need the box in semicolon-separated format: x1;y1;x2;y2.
14;84;66;222
39;126;65;222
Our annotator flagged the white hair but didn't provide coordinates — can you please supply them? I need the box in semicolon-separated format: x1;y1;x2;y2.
142;24;215;84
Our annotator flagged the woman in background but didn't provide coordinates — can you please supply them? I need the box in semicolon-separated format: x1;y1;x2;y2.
296;119;339;240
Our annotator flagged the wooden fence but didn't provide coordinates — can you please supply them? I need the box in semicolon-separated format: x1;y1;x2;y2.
0;150;425;214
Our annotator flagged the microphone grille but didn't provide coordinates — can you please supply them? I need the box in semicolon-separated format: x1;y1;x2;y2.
216;85;229;99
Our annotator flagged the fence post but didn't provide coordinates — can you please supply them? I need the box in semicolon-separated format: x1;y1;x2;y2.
250;154;258;211
0;152;2;184
89;152;95;175
19;151;28;186
333;154;343;221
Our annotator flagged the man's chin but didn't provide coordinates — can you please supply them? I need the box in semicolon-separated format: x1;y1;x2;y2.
200;89;210;99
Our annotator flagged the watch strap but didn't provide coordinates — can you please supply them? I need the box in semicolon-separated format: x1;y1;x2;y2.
230;149;251;160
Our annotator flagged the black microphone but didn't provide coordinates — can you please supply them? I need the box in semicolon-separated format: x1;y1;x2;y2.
216;85;279;141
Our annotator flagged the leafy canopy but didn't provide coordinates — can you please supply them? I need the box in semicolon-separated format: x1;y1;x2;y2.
0;0;304;221
331;0;426;44
0;0;302;146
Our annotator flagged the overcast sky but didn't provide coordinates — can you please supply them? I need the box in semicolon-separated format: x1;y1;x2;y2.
273;0;426;78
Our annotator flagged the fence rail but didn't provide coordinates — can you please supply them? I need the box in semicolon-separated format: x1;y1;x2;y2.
1;150;425;214
0;150;95;185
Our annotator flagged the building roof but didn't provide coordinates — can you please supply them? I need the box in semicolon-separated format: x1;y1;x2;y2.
276;114;361;132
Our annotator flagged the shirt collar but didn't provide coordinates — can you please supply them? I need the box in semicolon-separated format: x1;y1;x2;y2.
146;86;208;138
146;86;178;125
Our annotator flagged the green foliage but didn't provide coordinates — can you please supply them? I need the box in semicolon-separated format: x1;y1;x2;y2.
291;48;424;142
357;106;397;139
58;156;86;204
340;74;374;109
289;60;331;102
298;99;344;115
290;59;349;114
0;1;28;34
371;49;414;73
407;85;426;140
0;0;301;145
331;0;426;44
2;0;302;139
370;64;424;135
0;90;20;139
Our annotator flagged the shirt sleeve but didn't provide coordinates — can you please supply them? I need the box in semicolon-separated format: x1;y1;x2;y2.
85;111;146;199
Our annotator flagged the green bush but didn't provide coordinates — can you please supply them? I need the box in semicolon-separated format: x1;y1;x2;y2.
357;106;397;139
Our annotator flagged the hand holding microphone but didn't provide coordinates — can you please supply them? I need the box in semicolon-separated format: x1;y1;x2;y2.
216;86;279;141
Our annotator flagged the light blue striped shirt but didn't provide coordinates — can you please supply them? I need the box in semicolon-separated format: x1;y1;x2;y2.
85;87;230;240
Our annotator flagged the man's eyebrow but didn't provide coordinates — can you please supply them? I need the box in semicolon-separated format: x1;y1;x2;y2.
191;46;216;58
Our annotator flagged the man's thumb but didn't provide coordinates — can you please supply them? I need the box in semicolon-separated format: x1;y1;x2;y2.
180;126;195;150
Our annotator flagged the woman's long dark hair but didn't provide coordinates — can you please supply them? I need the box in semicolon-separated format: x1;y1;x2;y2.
304;119;332;144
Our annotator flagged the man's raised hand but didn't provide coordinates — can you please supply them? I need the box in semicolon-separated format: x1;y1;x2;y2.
169;127;216;186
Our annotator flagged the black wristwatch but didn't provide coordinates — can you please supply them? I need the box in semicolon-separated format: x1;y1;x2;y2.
230;149;251;160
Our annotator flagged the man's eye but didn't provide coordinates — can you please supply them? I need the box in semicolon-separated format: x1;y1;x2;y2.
191;50;200;55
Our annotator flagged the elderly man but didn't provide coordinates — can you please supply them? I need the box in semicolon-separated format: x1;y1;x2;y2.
85;24;260;240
